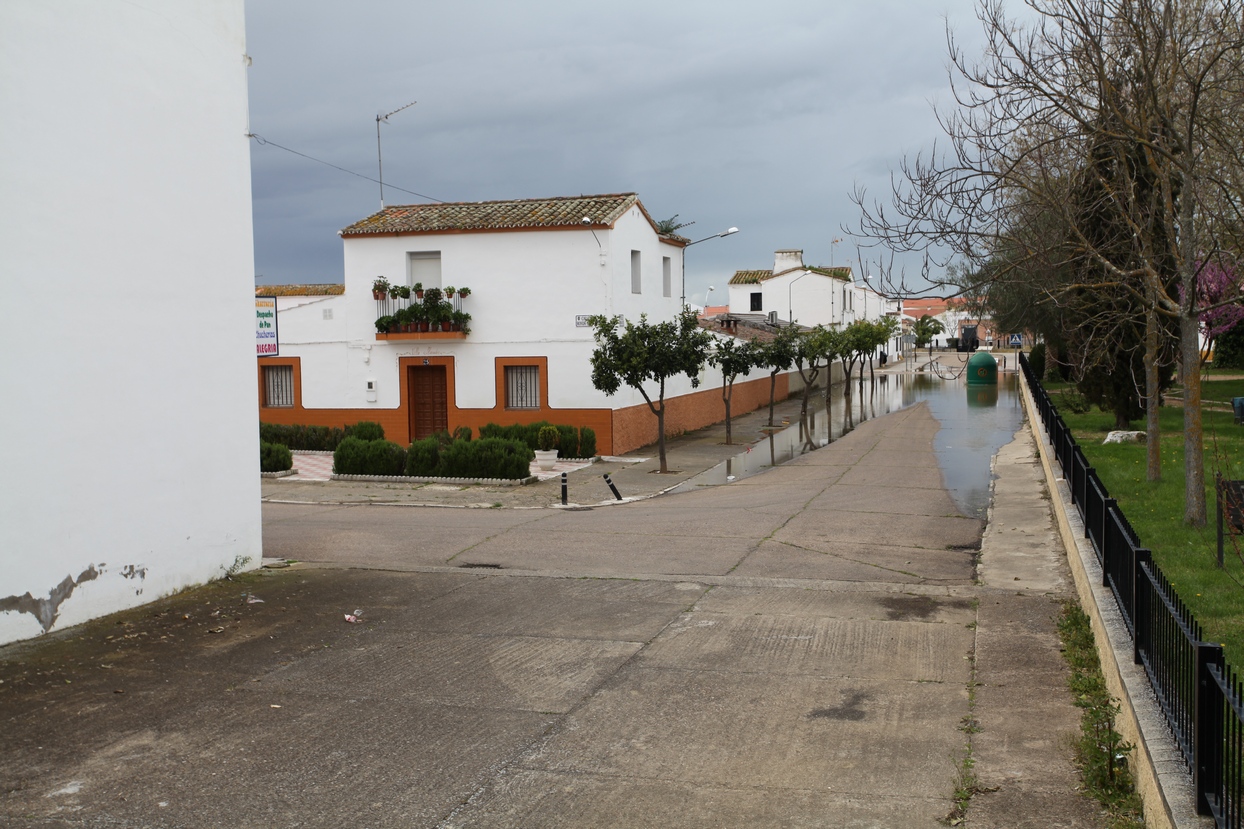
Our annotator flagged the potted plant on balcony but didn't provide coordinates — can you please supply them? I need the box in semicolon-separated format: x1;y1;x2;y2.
413;282;424;299
397;285;411;301
375;314;394;334
451;309;471;333
372;277;389;300
534;425;559;471
391;307;410;332
444;285;456;299
410;303;429;332
457;286;471;299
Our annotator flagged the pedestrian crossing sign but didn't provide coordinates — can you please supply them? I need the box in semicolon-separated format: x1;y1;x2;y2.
1008;333;1023;347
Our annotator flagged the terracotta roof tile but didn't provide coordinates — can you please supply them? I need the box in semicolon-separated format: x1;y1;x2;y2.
340;193;685;239
728;266;852;285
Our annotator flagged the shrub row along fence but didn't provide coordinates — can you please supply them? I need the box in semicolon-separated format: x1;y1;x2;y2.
1020;352;1243;826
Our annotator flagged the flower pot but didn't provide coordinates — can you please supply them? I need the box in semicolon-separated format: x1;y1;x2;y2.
372;290;386;300
415;290;424;300
534;449;558;471
416;321;429;332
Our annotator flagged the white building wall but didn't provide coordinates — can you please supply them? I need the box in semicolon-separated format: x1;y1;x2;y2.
333;209;691;414
0;1;261;644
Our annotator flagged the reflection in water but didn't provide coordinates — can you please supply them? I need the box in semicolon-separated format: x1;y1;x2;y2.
670;373;1025;518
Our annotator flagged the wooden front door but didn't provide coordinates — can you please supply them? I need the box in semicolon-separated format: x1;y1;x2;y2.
408;365;448;440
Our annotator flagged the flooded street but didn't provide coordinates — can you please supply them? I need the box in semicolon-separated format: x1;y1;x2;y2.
672;369;1024;519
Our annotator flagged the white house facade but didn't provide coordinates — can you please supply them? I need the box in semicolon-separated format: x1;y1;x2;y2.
259;194;783;455
725;249;899;331
1;1;262;644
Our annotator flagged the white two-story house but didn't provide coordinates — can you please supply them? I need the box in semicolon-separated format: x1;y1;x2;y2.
258;193;782;455
726;249;898;329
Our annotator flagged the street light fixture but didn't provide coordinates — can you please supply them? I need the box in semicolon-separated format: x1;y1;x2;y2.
681;227;739;307
704;285;715;312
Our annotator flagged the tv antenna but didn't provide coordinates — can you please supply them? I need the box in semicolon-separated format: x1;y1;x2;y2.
376;100;417;210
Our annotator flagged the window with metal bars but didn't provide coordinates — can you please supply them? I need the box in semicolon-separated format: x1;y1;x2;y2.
504;365;540;409
263;365;294;407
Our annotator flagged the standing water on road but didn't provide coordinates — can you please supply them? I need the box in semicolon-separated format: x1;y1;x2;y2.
670;371;1024;518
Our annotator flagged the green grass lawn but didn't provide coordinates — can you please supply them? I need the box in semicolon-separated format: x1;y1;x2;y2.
1044;380;1244;667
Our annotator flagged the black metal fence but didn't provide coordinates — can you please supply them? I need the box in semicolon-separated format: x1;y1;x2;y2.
1019;352;1242;825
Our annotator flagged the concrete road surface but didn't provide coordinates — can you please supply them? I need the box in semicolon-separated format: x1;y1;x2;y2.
0;402;1107;828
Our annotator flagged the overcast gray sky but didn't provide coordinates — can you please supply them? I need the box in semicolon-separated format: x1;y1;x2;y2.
245;0;989;305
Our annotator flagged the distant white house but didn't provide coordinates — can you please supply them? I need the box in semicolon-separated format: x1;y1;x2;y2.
725;249;899;333
1;2;261;644
259;194;779;455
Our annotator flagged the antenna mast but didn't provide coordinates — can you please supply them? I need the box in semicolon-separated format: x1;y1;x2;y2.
376;100;417;210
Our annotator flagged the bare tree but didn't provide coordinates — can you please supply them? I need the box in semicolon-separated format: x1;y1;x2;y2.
853;0;1244;525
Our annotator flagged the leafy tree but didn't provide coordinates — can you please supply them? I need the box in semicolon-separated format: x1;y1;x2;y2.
913;314;945;355
587;309;713;473
853;0;1244;524
708;336;760;445
792;326;843;417
754;326;798;425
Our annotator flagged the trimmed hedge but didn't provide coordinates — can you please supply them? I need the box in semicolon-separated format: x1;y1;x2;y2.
333;437;406;476
259;421;385;451
478;421;597;457
435;438;533;480
260;441;293;472
405;437;441;476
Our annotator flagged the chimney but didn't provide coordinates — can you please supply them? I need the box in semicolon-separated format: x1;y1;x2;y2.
773;249;804;274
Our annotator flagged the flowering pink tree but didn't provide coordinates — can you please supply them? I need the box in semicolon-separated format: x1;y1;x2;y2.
1199;262;1244;339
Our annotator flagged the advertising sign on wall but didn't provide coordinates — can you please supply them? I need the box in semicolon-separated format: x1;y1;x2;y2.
256;296;278;356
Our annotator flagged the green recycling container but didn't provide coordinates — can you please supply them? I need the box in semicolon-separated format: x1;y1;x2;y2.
966;350;998;385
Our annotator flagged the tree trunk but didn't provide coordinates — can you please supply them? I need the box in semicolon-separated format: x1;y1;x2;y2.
1181;312;1206;525
656;379;668;474
1144;305;1161;482
768;371;778;426
723;383;733;445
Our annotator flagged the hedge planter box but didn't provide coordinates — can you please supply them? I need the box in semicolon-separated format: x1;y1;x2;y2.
332;472;536;486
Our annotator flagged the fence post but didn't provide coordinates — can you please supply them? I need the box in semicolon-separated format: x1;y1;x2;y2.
1194;642;1225;816
1101;499;1117;588
1133;548;1150;666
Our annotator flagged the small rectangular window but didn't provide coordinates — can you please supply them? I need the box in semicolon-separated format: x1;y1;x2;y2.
662;256;672;298
505;365;540;409
263;365;294;408
750;292;763;312
631;250;642;294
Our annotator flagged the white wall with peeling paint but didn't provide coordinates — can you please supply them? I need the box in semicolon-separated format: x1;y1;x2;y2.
0;1;262;644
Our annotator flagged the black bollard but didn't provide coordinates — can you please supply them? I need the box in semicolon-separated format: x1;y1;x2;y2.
603;473;622;501
561;472;568;506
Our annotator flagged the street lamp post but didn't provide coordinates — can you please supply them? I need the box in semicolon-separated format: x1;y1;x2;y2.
788;271;811;326
681;227;739;307
704;285;715;312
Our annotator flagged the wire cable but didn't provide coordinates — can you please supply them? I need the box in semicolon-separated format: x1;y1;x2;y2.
248;133;446;204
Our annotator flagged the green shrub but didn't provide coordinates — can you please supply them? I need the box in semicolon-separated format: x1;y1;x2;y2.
578;427;597;458
333;436;370;475
556;425;577;456
452;425;472;442
481;421;596;456
436;438;533;479
1216;323;1244;369
259;441;293;472
405;437;441;476
1028;343;1046;381
537;425;560;451
365;440;406;476
347;421;385;442
259;423;346;451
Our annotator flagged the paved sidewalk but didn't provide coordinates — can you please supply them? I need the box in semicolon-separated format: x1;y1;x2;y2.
1;379;1108;828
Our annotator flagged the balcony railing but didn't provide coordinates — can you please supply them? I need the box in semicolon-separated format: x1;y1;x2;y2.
372;285;470;339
